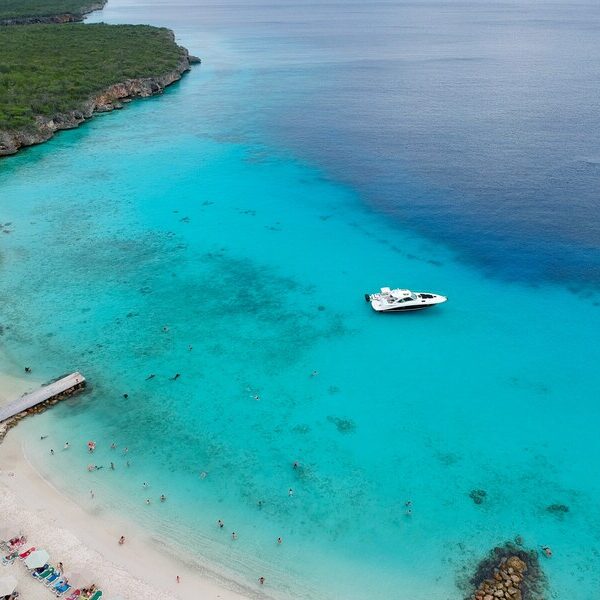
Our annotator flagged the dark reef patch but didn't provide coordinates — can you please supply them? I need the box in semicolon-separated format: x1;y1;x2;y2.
469;489;487;505
327;415;356;434
545;503;569;518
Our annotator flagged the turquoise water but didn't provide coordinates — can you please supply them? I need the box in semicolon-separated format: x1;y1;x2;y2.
1;1;600;599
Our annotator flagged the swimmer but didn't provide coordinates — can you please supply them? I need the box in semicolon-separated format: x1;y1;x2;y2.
277;537;282;545
310;370;318;377
541;546;553;558
200;471;207;479
162;326;169;333
217;519;224;528
257;500;264;509
40;435;48;440
118;536;125;545
145;374;155;381
110;462;115;470
258;576;265;585
288;488;294;497
142;482;148;489
160;494;166;502
50;449;54;455
293;461;299;469
24;367;31;373
64;442;70;450
231;532;238;540
145;499;151;505
170;373;181;381
110;442;117;450
188;345;193;351
123;393;129;399
253;395;260;401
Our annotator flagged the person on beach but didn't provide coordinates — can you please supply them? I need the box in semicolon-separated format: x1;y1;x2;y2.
258;576;265;585
57;562;64;573
257;500;264;509
119;536;125;545
160;494;166;502
176;575;180;584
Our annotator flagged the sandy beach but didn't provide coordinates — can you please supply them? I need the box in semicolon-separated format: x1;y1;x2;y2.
0;375;263;600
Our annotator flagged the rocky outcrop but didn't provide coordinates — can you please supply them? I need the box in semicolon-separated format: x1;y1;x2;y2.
466;542;547;600
0;0;107;25
0;50;194;156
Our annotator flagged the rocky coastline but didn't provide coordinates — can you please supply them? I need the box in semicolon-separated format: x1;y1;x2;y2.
0;0;107;25
0;48;200;156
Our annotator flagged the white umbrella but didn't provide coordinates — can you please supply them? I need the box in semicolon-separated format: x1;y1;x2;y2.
0;575;17;596
24;549;50;569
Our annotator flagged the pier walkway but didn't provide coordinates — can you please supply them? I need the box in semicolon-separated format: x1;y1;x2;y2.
0;372;86;423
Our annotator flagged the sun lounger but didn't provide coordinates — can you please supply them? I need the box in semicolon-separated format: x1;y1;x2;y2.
45;572;62;586
18;546;35;559
33;566;54;580
64;589;81;600
87;591;102;600
54;582;72;597
32;564;50;578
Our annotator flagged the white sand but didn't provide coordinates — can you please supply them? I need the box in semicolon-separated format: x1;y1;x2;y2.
0;379;270;600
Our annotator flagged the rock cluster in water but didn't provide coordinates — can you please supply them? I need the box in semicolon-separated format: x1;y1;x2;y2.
467;542;546;600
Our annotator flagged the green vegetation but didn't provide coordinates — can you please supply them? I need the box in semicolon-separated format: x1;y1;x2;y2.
0;0;101;20
0;23;185;130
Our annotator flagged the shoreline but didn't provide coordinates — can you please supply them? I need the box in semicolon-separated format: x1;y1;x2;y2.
0;43;199;157
0;423;266;600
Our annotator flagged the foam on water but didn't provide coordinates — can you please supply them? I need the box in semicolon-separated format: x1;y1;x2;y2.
1;1;599;599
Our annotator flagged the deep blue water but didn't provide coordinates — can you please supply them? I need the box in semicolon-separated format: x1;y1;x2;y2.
87;0;600;287
1;2;599;600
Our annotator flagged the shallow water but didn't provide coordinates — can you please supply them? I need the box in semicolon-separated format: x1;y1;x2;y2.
1;1;600;599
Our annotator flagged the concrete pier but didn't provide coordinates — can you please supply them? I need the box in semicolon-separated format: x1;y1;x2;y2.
0;372;86;423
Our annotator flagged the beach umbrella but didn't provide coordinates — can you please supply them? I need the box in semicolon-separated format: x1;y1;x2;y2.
0;575;17;596
24;549;50;569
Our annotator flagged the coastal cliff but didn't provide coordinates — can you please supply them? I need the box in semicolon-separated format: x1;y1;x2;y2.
0;32;200;156
0;0;107;25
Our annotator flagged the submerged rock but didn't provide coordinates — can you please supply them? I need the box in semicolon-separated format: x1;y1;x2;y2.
326;415;356;433
546;503;569;516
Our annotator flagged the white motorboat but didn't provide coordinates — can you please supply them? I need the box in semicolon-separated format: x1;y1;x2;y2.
365;287;447;312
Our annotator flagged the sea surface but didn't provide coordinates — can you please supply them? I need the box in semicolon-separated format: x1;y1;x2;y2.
1;1;600;598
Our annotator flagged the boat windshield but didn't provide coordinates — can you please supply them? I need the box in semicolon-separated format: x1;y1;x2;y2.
410;293;417;300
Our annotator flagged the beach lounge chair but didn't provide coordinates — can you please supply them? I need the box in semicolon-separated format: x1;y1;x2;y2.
1;551;17;565
64;589;81;600
32;564;50;578
45;572;62;586
54;581;72;597
17;546;35;559
33;566;54;580
87;591;102;600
